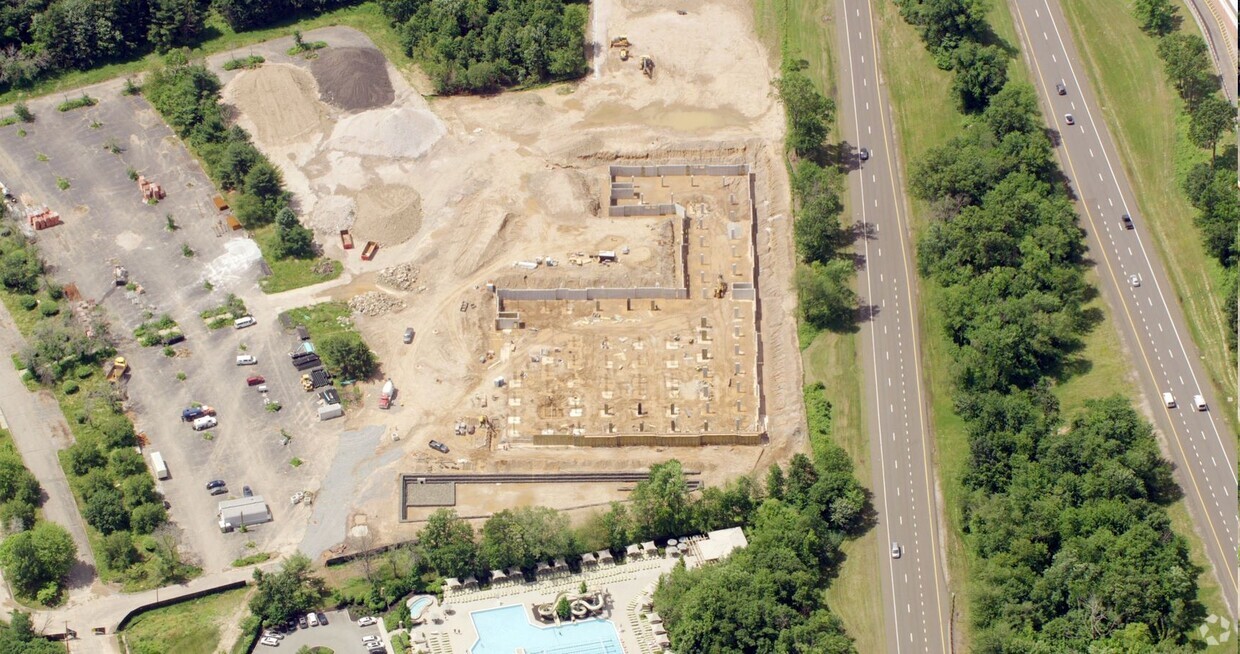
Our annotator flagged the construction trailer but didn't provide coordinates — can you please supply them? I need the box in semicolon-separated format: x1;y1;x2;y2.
149;451;169;480
218;496;272;532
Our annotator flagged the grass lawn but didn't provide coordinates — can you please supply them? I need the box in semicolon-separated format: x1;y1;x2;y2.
120;587;249;654
254;225;343;295
0;3;410;106
1056;0;1237;433
282;300;355;341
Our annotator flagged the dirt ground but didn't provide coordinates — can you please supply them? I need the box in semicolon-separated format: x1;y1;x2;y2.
210;0;804;550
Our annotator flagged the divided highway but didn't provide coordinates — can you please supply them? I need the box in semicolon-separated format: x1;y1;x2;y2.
1010;0;1239;617
835;1;950;651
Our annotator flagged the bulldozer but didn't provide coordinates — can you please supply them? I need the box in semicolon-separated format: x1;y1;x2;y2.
640;56;655;78
610;36;631;61
713;275;728;299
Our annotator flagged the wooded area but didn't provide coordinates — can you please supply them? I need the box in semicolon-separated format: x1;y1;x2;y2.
377;0;588;94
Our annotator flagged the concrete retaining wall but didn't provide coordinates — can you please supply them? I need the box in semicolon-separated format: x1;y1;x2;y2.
498;287;688;303
609;164;750;177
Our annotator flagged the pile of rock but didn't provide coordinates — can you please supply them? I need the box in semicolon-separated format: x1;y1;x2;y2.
377;262;419;290
348;291;406;317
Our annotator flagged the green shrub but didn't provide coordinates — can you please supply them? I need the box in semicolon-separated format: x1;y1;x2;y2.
39;301;59;316
46;283;63;300
75;366;93;380
13;103;32;123
62;380;78;395
56;94;97;112
18;296;36;311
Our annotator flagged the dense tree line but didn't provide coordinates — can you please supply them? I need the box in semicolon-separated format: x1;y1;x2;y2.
911;77;1205;648
895;0;1008;112
777;59;856;333
378;0;587;94
0;0;208;90
0;427;76;605
144;54;316;257
250;553;328;626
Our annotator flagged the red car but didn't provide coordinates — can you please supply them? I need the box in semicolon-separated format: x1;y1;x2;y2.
246;375;266;386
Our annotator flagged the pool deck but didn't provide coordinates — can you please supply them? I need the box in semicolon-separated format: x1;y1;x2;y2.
409;556;678;654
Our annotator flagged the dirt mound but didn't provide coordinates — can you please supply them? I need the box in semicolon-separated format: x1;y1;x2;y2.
310;47;395;112
227;64;331;147
330;106;445;159
351;184;423;245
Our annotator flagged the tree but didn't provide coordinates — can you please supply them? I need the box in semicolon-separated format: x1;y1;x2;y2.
0;454;41;506
797;260;857;332
1156;33;1214;104
794;184;845;264
108;447;146;478
417;509;479;578
249;553;327;626
629;460;694;541
555;596;572;620
480;506;578;570
101;531;137;570
896;0;987;64
244;161;283;202
317;334;377;379
147;0;206;53
776;68;834;157
0;249;40;294
273;208;316;259
85;488;129;534
131;502;168;534
0;522;75;596
1132;0;1175;35
65;441;104;476
951;42;1009;113
982;83;1040;138
1187;94;1235;166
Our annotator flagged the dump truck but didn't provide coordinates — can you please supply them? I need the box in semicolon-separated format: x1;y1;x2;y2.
340;230;354;250
105;357;128;383
361;241;379;261
378;380;395;410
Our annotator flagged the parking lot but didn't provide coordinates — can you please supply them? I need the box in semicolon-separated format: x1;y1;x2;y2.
0;80;345;573
262;610;389;653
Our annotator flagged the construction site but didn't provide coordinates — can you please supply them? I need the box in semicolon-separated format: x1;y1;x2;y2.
201;0;802;543
487;164;764;447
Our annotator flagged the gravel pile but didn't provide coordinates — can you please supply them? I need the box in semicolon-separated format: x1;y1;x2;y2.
348;291;406;317
377;263;419;290
310;47;395;111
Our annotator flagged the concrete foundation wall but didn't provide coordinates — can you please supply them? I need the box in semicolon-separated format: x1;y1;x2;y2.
609;164;750;177
498;287;688;303
531;432;764;447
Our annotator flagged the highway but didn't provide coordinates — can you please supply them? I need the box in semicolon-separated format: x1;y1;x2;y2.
1183;0;1237;102
1010;0;1239;618
835;1;951;651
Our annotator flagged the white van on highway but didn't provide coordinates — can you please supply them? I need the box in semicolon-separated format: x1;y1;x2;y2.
1162;392;1176;408
1193;394;1207;411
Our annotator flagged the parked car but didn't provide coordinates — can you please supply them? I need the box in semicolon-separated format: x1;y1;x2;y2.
1055;81;1067;95
403;327;415;344
1064;114;1075;125
234;316;256;329
429;440;450;454
259;636;280;647
205;479;225;490
210;486;228;496
317;612;328;625
307;612;320;627
261;631;283;641
358;616;378;627
297;615;308;629
247;375;265;386
236;354;257;366
363;635;382;645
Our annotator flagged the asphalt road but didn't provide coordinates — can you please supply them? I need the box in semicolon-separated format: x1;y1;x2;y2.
835;2;951;651
1182;0;1237;102
1010;0;1239;618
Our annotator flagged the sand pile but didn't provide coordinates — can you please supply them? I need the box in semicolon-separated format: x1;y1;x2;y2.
311;47;395;112
351;183;422;245
228;65;331;147
330;106;445;159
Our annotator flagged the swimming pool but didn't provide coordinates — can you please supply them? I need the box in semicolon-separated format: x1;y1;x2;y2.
408;595;434;622
470;605;623;654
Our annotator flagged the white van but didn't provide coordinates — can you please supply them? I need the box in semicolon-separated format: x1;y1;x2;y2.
307;612;320;627
233;316;256;329
1162;392;1176;408
192;416;217;431
1193;394;1207;411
